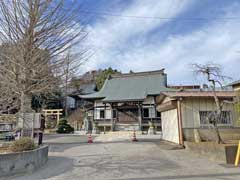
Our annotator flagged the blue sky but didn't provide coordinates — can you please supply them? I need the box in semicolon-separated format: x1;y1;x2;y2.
76;0;240;85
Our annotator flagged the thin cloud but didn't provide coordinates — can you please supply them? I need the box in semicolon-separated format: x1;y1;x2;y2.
81;0;240;85
82;0;193;70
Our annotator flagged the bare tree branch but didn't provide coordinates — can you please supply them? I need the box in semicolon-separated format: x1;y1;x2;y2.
0;0;90;133
192;63;232;144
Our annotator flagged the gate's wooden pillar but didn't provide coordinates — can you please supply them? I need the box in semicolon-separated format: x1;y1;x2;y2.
104;103;106;134
138;102;142;131
110;103;114;131
56;112;60;126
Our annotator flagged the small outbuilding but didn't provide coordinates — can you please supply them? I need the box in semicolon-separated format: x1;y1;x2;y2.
229;80;240;91
156;91;240;145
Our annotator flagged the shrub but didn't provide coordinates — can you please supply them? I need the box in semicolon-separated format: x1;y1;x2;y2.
10;137;36;152
56;119;74;134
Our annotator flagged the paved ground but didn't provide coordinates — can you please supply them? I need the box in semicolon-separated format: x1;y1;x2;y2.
2;134;240;180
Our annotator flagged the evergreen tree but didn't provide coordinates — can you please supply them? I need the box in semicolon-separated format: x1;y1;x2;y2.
57;119;74;134
96;67;120;90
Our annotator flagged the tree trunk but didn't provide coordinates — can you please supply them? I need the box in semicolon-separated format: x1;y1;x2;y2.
20;92;33;113
65;95;68;117
20;92;33;137
64;54;70;117
214;123;223;144
211;81;224;144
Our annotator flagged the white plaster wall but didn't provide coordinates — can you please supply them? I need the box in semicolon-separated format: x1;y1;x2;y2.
66;96;75;108
105;109;112;119
94;108;112;119
143;96;157;118
161;109;179;144
142;106;156;118
18;113;41;129
94;101;112;119
143;96;155;104
149;107;156;118
94;101;104;107
94;108;100;119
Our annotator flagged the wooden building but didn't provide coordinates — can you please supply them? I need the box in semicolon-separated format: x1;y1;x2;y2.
81;69;174;132
156;91;240;144
229;80;240;91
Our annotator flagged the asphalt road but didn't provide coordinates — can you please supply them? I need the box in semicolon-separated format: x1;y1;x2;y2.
2;134;240;180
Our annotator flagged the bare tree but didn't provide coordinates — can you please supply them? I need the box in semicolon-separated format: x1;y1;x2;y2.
0;83;19;114
192;63;231;144
0;0;89;133
61;48;89;116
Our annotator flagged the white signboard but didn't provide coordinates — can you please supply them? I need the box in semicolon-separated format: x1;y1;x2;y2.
17;113;41;129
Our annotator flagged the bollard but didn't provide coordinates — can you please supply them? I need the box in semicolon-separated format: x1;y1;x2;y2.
88;133;93;143
132;130;138;142
38;132;43;145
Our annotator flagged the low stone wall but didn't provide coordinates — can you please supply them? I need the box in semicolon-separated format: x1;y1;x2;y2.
0;145;48;177
185;142;238;164
183;128;240;142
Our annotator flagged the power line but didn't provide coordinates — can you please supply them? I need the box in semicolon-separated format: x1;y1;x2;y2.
79;10;240;21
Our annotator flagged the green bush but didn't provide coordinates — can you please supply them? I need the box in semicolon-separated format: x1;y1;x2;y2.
56;119;74;134
10;137;36;152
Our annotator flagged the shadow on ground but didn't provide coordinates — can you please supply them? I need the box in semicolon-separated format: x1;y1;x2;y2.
48;142;91;152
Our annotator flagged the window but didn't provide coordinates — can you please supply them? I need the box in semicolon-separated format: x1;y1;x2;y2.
113;109;117;119
143;108;149;118
220;111;232;124
156;111;161;118
199;111;232;125
100;110;105;119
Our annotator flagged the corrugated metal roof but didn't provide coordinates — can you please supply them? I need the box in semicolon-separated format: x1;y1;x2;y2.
81;70;175;102
161;91;235;98
229;80;240;86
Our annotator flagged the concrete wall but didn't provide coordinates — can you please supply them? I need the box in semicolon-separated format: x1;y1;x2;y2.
0;145;48;177
183;128;240;142
185;142;238;164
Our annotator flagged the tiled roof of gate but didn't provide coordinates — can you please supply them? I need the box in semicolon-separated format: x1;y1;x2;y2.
80;69;175;102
